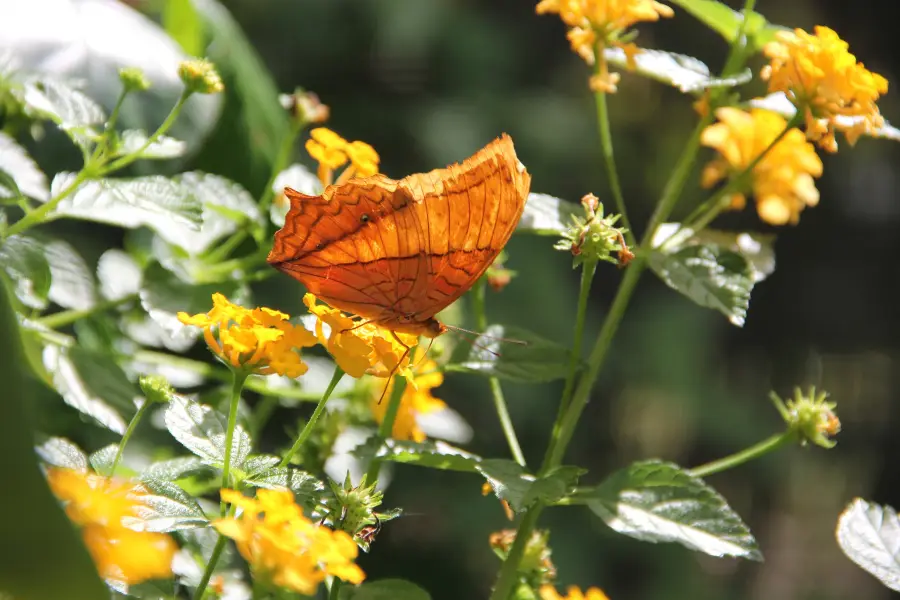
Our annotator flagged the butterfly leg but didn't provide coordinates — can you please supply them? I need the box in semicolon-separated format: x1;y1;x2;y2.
375;332;416;405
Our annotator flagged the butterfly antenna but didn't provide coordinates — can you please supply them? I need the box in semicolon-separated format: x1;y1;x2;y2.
412;338;436;370
444;324;528;347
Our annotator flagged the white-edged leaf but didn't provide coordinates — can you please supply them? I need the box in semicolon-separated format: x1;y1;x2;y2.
603;46;752;93
141;456;211;482
652;224;775;284
117;129;187;160
97;249;141;301
49;173;203;235
129;477;209;532
88;443;119;475
243;466;327;514
477;460;584;513
44;237;97;310
340;579;432;600
517;193;581;236
836;498;900;591
0;131;48;201
21;77;105;143
164;393;251;468
0;234;52;309
35;437;88;472
586;460;761;560
357;438;482;473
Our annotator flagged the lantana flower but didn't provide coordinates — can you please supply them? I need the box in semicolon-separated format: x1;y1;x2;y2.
178;293;317;377
540;585;610;600
370;353;446;443
305;127;380;186
214;488;365;595
536;0;673;92
303;293;417;379
700;107;823;226
46;468;177;585
761;25;889;152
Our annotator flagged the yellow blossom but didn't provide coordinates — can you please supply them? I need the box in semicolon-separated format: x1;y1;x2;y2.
761;25;889;152
178;293;317;377
46;468;177;585
540;584;610;600
536;0;673;92
701;107;823;226
215;488;364;595
303;293;417;379
371;353;445;443
305;127;381;186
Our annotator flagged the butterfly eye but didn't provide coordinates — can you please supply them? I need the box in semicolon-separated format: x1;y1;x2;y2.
360;214;370;223
315;242;324;250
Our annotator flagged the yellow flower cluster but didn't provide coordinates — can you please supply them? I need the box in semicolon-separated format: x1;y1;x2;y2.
540;585;610;600
306;127;380;186
46;468;177;585
178;293;317;378
215;488;365;595
371;354;446;443
536;0;673;92
701;107;823;226
304;293;418;379
762;26;889;152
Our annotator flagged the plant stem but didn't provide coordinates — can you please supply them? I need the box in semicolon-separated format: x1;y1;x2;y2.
108;400;150;476
90;87;129;165
328;579;343;600
365;375;407;484
488;504;542;600
472;279;526;466
718;0;758;80
192;532;228;600
5;170;90;238
221;370;249;511
258;121;302;213
689;431;795;478
280;366;344;467
594;79;633;246
35;294;136;330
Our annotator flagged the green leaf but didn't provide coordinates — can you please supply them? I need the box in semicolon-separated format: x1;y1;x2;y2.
243;466;327;514
35;437;88;472
141;456;211;482
836;498;900;592
652;224;775;283
340;579;432;600
667;0;784;50
115;129;187;160
134;477;210;532
446;324;576;382
164;392;251;469
649;243;754;327
44;237;98;310
477;460;585;513
0;234;52;309
517;193;582;236
88;443;119;475
21;78;105;147
603;47;751;93
358;438;482;472
0;131;48;201
585;460;761;560
163;0;205;56
48;173;203;236
97;248;142;301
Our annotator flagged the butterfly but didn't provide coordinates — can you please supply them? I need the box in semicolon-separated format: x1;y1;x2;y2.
267;134;531;338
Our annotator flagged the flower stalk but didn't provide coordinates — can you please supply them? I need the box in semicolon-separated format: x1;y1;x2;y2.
280;366;345;467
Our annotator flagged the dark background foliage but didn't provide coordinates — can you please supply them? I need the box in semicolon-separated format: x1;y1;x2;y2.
13;0;900;598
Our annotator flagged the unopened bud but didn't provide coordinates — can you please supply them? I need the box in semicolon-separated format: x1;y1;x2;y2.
771;386;840;449
139;375;174;404
119;67;151;92
178;59;224;95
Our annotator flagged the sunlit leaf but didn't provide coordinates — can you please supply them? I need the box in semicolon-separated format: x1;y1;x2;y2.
131;477;209;532
603;47;751;93
35;436;88;472
0;234;52;309
649;243;754;326
163;0;205;57
477;459;584;513
0;131;48;201
88;443;119;475
446;324;576;382
97;249;142;301
357;438;482;473
20;77;105;147
836;498;900;592
666;0;784;49
115;129;187;160
44;237;98;310
585;460;761;560
652;224;775;283
517;193;581;236
340;579;432;600
164;393;251;469
270;163;321;227
243;465;327;514
141;456;211;482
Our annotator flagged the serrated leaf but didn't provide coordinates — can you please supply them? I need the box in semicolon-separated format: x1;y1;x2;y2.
653;224;775;283
603;47;752;93
667;0;784;50
585;460;761;560
241;454;281;476
116;129;187;160
649;243;754;326
164;393;251;469
446;324;576;382
0;131;48;201
477;460;584;513
517;193;582;236
35;437;88;472
21;78;105;146
340;579;432;600
141;456;211;482
48;173;203;237
358;438;482;472
130;477;209;532
836;498;900;592
44;237;97;310
0;234;52;309
243;466;327;514
89;443;119;475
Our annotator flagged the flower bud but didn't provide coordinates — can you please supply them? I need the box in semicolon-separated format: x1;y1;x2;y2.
119;67;151;92
139;375;174;404
771;386;840;448
280;88;330;125
554;194;631;268
178;58;224;95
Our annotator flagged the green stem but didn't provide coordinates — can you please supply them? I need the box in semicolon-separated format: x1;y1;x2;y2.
90;87;129;165
204;230;249;263
251;395;279;440
365;375;407;484
221;370;249;510
280;366;344;468
718;0;758;81
472;279;526;467
258;121;302;213
689;431;795;478
192;532;228;600
4;170;90;238
328;579;343;600
108;400;150;476
488;505;542;600
35;294;136;329
594;77;633;246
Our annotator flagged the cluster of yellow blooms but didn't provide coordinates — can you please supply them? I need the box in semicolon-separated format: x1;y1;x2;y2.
215;488;365;595
540;585;610;600
46;468;177;585
306;127;380;186
371;352;447;443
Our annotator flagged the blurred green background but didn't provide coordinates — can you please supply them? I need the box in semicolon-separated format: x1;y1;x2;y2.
6;0;900;598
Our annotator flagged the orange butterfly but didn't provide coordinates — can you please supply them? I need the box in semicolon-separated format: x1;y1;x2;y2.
267;134;531;338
